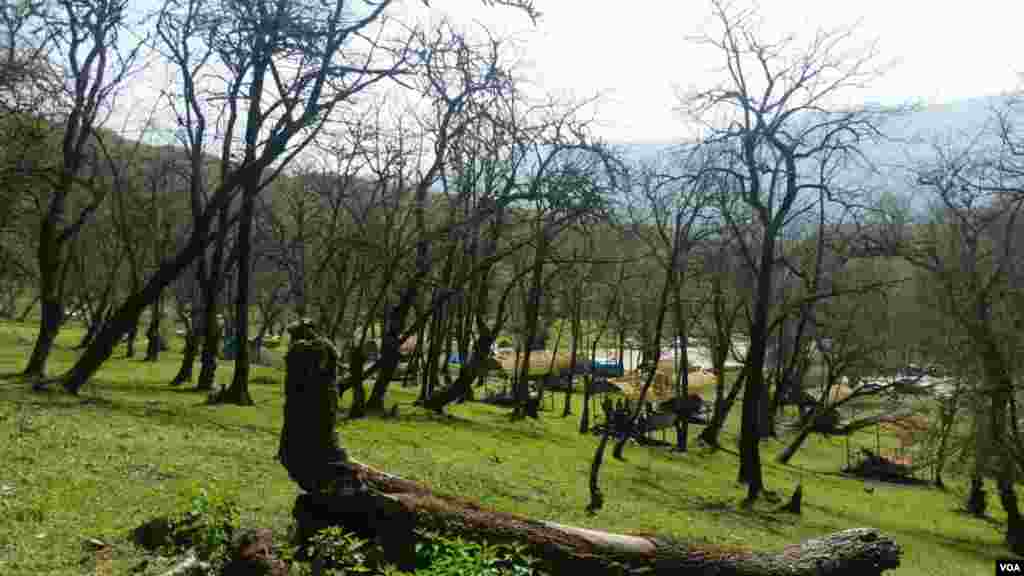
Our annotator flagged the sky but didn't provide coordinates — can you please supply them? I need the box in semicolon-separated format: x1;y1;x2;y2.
115;0;1023;146
399;0;1024;143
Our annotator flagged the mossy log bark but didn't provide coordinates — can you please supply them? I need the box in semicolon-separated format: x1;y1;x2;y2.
346;459;901;576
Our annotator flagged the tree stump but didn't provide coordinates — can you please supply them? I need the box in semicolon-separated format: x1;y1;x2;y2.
279;319;416;572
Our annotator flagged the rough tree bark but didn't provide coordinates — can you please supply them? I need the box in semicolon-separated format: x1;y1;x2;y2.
347;458;902;576
218;178;258;406
700;363;748;448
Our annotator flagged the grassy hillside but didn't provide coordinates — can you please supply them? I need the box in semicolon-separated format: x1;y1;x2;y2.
0;319;1012;575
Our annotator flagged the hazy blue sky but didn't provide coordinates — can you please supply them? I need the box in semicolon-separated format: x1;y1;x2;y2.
398;0;1023;143
117;0;1023;145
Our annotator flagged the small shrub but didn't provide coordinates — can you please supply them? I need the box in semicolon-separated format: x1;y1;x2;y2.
413;531;540;576
296;528;542;576
306;526;377;575
131;485;240;574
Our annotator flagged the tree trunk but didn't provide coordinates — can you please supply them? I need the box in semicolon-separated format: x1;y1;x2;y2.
17;295;39;323
779;483;803;515
350;362;367;419
738;234;776;505
579;370;592;434
24;202;63;379
672;286;689;453
196;308;220;391
59;207;234;395
419;302;446;408
172;327;198;387
425;255;515;413
75;313;101;351
965;474;987;517
125;320;138;358
144;292;163;362
425;330;497;412
587;428;612;513
998;468;1024;554
931;393;959;488
990;367;1023;553
196;213;230;392
343;345;366;416
563;298;581;418
371;301;415;414
516;227;548;419
24;296;60;379
343;459;902;576
171;267;203;387
700;364;748;449
776;417;817;464
613;267;673;460
218;189;256;406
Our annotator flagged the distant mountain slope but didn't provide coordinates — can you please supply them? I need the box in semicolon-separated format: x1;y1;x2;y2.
614;94;1024;211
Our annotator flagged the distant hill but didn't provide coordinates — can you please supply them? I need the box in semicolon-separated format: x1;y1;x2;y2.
614;94;1024;213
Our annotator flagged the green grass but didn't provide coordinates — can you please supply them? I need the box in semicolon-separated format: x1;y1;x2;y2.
0;319;1012;575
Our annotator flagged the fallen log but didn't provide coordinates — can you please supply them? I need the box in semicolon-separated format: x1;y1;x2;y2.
280;321;901;575
346;458;901;576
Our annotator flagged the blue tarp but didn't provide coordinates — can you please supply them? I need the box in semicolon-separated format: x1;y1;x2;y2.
592;359;624;377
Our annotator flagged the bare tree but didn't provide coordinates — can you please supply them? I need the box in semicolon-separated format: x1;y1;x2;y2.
683;0;891;504
54;0;413;394
623;148;715;451
22;0;143;378
895;126;1024;552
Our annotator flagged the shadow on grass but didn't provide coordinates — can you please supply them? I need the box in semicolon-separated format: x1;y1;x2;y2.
0;370;26;381
383;409;550;443
802;498;1006;556
0;383;282;440
891;526;1009;565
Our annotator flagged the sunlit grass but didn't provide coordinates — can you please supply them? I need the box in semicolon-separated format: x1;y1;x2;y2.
0;319;1011;575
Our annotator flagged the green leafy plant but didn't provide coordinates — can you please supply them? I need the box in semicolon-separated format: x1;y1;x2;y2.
307;526;376;575
171;485;240;560
413;531;540;576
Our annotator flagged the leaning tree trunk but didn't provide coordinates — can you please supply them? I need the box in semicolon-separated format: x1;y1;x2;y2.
777;412;819;464
75;302;107;351
424;330;496;412
344;458;902;576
